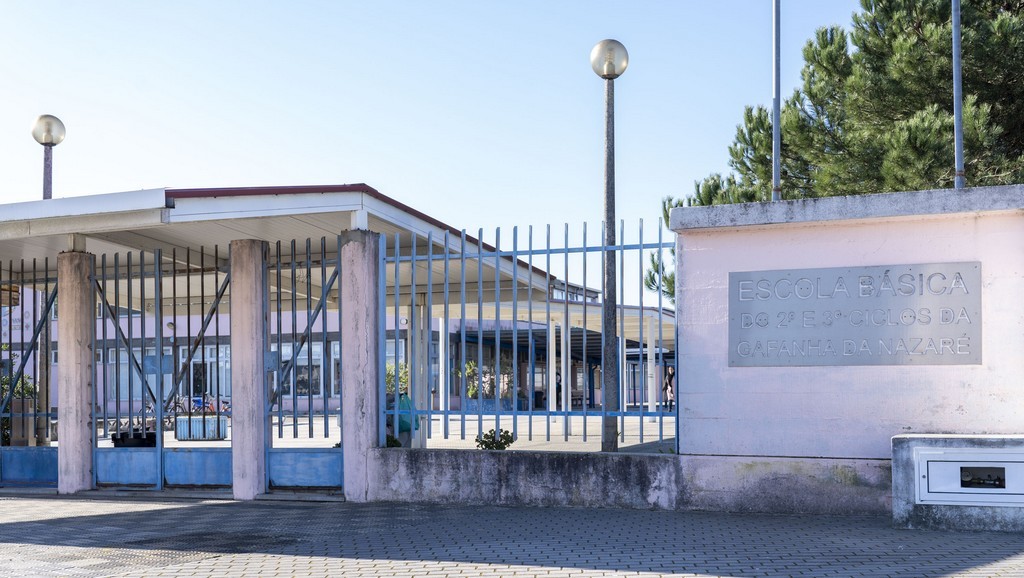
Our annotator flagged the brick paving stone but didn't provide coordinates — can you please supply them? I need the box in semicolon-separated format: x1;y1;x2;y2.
0;495;1023;577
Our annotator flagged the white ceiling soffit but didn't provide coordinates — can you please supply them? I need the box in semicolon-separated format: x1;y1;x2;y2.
0;188;169;241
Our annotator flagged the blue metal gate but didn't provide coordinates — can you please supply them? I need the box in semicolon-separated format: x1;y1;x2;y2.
92;248;232;490
0;258;58;487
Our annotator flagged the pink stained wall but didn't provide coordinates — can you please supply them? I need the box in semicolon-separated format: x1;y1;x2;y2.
675;211;1024;460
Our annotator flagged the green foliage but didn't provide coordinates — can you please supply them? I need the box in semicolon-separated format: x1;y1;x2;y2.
385;434;402;448
385;362;409;395
475;428;515;450
651;0;1024;299
457;355;517;400
1;346;37;445
703;0;1024;201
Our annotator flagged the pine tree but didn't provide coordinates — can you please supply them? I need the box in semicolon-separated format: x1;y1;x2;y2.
652;0;1024;302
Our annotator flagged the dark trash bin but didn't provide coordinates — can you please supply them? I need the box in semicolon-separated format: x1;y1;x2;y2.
533;391;546;409
111;429;157;448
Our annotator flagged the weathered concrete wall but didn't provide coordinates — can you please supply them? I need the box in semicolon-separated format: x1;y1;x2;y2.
893;435;1024;531
669;185;1024;514
680;456;891;514
362;449;889;514
368;449;685;510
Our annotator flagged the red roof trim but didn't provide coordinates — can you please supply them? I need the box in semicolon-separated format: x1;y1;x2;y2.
166;183;380;199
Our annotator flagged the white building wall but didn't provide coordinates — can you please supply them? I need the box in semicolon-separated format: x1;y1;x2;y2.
670;186;1024;513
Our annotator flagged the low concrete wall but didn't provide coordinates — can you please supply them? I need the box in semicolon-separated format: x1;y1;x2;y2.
680;455;891;515
368;449;685;510
364;449;890;514
893;435;1024;532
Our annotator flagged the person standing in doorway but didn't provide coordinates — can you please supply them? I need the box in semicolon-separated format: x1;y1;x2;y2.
662;365;675;411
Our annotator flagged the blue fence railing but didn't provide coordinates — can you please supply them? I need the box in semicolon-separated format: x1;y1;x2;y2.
379;220;677;452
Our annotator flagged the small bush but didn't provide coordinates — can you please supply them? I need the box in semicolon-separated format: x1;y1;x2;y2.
386;434;402;448
475;428;515;450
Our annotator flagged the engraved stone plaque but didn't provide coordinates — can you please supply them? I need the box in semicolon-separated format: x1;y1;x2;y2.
728;262;981;367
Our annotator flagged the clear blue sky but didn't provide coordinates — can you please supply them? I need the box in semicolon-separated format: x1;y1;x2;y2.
0;1;861;240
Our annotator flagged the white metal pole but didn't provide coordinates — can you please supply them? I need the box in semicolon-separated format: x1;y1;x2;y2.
771;0;782;201
952;0;966;189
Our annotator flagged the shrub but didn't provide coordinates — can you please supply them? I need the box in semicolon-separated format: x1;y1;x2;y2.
475;428;514;450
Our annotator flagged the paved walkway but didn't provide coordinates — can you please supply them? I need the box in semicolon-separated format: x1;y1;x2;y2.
0;494;1022;577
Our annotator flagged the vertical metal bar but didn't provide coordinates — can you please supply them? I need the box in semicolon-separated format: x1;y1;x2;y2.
185;249;192;429
545;224;552;442
599;222;607;443
1;260;6;433
28;259;37;438
91;256;99;485
43;256;51;440
458;230;467;440
425;231;434;441
493;227;501;436
638;219;646;443
127;252;136;435
409;233;418;445
2;260;8;418
321;237;329;437
582;222;589;442
100;254;109;437
510;226;519;440
562;223;570;442
658;221;666;441
170;249;178;416
30;259;38;439
154;249;164;489
772;0;782;201
114;253;123;435
214;245;222;436
527;226;534;441
140;252;148;432
275;241;283;438
952;0;966;189
273;241;281;438
335;235;343;438
27;259;35;442
475;229;484;440
305;238;313;438
377;234;387;447
290;239;298;438
392;233;401;443
443;230;450;439
619;219;626;443
200;247;207;422
15;259;24;442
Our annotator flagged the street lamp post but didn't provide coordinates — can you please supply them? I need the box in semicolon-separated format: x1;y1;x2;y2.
32;114;66;200
591;39;628;453
31;114;65;446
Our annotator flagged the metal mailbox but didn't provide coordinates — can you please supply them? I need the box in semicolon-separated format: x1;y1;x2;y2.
914;447;1024;506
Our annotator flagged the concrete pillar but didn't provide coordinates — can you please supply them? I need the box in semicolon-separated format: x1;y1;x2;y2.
340;231;380;502
57;250;95;494
230;239;268;500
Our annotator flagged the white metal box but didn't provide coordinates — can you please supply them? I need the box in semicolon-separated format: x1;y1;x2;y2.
914;447;1024;506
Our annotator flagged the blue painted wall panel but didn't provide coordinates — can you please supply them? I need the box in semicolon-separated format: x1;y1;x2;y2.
269;449;343;488
96;448;159;487
0;447;58;486
164;448;232;487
